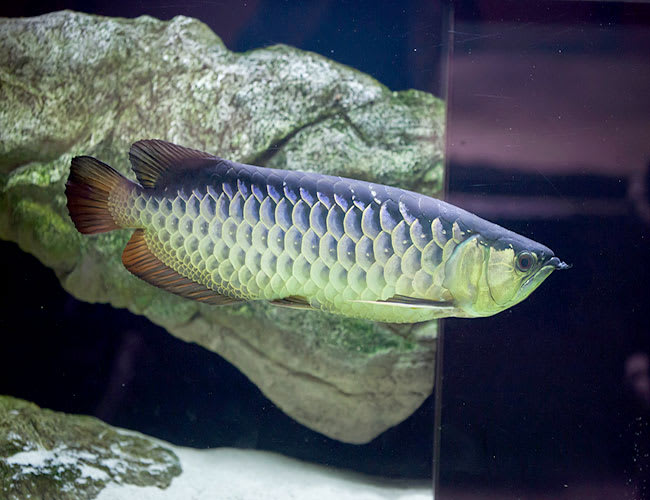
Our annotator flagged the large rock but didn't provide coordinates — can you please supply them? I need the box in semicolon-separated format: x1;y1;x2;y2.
0;396;181;500
0;396;430;500
0;11;444;443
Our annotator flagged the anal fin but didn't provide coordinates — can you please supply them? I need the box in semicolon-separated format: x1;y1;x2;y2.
122;229;241;305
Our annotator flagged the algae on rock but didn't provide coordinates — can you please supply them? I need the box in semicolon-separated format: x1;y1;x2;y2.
0;396;181;500
0;11;444;443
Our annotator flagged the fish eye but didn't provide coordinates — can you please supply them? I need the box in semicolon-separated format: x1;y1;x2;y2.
515;251;536;272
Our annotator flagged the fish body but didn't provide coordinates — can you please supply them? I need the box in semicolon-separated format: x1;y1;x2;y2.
65;140;568;323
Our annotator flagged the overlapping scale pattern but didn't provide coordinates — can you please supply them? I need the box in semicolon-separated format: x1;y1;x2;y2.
122;169;471;321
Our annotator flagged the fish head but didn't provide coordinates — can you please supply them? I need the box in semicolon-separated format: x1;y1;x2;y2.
443;232;569;317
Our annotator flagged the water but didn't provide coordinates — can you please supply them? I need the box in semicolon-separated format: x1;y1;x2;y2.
1;1;649;499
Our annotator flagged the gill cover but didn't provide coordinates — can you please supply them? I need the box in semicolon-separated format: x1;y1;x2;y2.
441;235;552;318
443;235;484;307
486;246;520;306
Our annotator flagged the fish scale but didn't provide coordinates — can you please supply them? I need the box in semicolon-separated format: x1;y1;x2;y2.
66;140;566;324
116;165;459;322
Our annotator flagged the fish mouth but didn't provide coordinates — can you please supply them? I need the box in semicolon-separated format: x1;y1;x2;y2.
546;256;572;270
519;256;569;293
515;263;556;303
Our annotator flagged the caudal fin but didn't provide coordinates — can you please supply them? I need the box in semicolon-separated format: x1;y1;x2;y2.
65;156;133;234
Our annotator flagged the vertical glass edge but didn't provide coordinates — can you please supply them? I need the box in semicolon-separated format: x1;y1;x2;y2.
433;2;454;498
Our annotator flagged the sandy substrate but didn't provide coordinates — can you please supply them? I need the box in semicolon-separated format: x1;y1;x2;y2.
96;446;431;500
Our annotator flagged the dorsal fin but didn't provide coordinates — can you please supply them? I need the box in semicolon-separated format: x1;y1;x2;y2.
122;229;242;305
129;139;220;189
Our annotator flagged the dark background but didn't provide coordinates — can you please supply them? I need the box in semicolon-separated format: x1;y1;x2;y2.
2;1;650;498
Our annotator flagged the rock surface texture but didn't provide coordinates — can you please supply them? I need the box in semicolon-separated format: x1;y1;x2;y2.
0;396;181;500
0;11;444;443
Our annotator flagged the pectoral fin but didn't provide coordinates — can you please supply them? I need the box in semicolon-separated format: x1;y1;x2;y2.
351;294;455;310
269;295;314;310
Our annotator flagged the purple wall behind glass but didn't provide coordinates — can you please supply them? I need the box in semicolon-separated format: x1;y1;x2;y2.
441;2;650;499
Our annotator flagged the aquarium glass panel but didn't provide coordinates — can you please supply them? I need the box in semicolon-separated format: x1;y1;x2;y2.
440;1;650;499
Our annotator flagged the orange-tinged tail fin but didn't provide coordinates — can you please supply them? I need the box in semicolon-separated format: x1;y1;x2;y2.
65;156;135;234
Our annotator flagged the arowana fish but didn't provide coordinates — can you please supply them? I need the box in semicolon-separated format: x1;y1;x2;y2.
65;140;569;323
